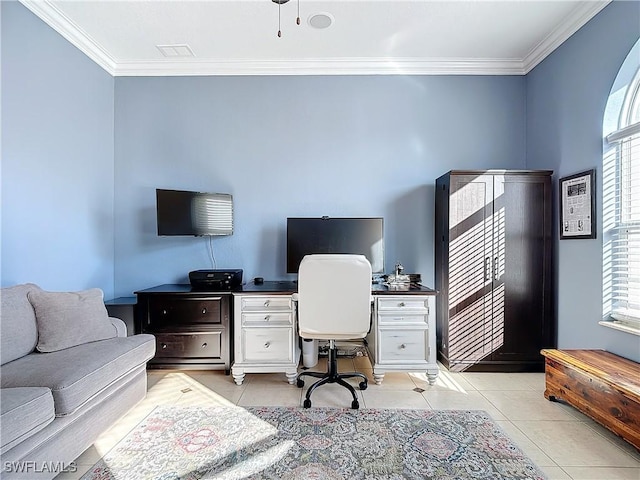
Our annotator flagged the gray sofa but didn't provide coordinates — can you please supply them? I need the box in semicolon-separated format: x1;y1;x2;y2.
0;283;155;479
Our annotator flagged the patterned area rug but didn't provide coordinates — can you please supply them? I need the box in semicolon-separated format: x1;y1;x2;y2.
82;406;546;480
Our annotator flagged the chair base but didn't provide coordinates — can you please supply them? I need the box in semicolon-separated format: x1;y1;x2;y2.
296;339;368;409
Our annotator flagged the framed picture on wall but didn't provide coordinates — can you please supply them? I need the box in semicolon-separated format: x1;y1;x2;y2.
559;169;596;240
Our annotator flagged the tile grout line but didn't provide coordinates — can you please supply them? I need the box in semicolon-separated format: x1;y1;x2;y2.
576;418;640;463
475;389;567;475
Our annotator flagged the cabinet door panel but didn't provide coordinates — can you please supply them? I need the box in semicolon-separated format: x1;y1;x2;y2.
492;174;552;361
448;175;495;363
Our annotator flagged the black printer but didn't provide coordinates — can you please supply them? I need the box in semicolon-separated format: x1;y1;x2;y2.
189;269;243;290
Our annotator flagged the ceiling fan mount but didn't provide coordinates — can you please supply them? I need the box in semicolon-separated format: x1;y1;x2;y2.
272;0;300;37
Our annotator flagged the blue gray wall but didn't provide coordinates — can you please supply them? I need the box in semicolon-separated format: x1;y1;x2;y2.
2;1;638;359
114;75;526;295
526;0;640;361
1;1;115;297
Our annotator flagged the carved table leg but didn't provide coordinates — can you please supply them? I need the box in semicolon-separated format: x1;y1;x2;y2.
285;371;298;385
232;370;245;386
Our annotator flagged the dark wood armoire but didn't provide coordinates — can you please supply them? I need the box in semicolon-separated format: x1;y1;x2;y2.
435;170;555;372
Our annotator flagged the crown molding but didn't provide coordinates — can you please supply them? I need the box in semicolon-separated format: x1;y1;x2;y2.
20;0;608;77
112;58;526;76
523;0;610;74
20;0;117;75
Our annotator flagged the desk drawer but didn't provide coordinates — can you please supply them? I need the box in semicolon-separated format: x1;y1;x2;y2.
147;297;223;327
241;296;292;312
242;328;293;362
242;312;293;326
378;330;428;362
377;297;429;312
378;313;429;326
154;332;222;359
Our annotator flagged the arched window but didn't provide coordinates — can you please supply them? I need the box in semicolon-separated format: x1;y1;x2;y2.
602;39;640;335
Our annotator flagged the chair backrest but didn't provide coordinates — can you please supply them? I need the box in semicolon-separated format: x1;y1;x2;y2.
297;254;372;340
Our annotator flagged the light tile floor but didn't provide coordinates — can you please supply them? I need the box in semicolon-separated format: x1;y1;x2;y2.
58;358;640;480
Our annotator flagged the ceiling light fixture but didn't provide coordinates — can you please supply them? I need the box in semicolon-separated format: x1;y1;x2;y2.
308;12;333;29
272;0;300;38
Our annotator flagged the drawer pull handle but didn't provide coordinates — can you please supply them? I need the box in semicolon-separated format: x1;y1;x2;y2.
161;343;167;349
202;308;207;314
264;342;271;349
264;315;271;321
398;302;405;307
201;343;208;348
264;300;270;307
400;344;406;349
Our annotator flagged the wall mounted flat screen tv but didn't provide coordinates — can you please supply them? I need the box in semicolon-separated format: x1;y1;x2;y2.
156;189;233;236
286;217;384;273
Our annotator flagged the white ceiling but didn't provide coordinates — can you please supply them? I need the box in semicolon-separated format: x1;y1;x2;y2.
21;0;610;76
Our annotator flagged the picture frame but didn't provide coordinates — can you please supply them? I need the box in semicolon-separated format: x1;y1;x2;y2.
559;169;596;240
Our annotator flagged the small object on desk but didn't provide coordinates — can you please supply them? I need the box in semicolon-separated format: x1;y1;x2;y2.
254;277;264;285
385;262;411;286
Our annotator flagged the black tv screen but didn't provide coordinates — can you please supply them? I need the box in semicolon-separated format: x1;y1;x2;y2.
286;217;384;273
156;189;233;236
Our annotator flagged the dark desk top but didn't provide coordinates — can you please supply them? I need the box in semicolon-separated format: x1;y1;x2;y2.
104;296;137;305
134;281;437;296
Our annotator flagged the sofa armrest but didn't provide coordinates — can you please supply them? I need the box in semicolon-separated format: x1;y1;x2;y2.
109;317;127;337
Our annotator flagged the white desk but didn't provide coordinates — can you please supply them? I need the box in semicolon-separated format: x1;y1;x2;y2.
231;281;439;386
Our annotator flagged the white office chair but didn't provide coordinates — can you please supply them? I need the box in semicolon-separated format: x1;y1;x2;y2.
295;254;372;409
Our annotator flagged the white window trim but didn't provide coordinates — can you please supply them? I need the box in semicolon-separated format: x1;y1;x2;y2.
607;123;640;143
599;319;640;336
602;57;640;336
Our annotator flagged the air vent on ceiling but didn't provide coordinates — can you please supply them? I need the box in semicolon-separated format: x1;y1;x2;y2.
156;44;195;58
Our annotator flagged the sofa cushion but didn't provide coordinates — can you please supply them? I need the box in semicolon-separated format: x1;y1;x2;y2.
0;284;41;365
28;288;117;353
0;334;155;416
0;387;55;454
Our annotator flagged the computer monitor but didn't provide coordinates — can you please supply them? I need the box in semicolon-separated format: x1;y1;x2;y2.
286;217;384;274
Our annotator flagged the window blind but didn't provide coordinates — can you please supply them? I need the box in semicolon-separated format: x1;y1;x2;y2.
607;130;640;330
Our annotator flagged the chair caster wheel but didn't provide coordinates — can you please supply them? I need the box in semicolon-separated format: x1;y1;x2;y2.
303;399;312;408
351;399;359;409
297;379;304;388
359;381;368;390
